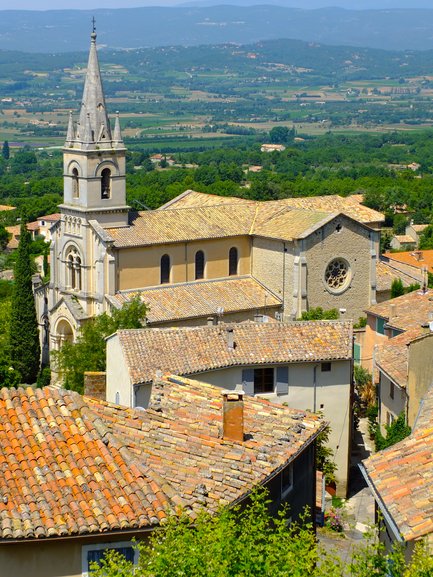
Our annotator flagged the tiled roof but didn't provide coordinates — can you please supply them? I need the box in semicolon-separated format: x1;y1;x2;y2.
411;224;428;233
107;191;381;249
376;260;423;292
365;289;433;331
393;235;416;244
107;204;332;248
0;205;15;212
39;213;61;222
375;327;426;388
109;276;282;324
113;320;353;385
362;385;433;544
383;250;433;273
0;379;324;541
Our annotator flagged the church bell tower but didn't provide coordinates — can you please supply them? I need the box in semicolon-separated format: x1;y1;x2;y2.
61;24;129;227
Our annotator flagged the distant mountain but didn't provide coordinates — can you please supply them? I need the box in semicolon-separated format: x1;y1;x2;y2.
2;6;433;52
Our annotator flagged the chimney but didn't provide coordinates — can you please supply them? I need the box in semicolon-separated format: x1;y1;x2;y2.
414;251;423;261
389;303;396;321
226;328;235;351
207;316;217;326
222;390;244;442
84;371;106;400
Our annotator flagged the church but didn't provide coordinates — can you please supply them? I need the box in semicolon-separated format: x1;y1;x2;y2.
35;30;384;359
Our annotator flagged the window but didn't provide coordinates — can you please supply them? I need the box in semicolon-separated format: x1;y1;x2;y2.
195;250;205;280
160;254;170;284
72;167;79;198
254;367;274;394
229;247;238;276
66;248;82;291
281;463;294;498
324;258;351;294
389;380;394;400
376;317;386;335
82;541;137;577
321;362;331;372
101;168;111;199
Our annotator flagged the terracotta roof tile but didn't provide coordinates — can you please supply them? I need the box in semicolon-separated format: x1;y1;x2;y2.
363;385;433;544
0;380;324;541
106;191;381;249
366;289;433;331
113;320;353;385
383;250;433;273
109;276;282;324
376;260;423;292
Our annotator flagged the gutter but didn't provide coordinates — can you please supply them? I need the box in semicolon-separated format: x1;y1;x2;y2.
358;463;404;544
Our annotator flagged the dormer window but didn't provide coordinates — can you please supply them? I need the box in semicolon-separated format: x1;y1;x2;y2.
101;168;111;199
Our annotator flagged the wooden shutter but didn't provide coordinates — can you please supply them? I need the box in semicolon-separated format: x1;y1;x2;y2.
242;368;254;396
276;366;289;395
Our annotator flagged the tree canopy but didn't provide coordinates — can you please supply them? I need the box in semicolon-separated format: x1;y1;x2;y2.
52;297;148;393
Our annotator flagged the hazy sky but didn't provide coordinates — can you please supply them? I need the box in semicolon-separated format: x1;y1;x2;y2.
0;0;430;8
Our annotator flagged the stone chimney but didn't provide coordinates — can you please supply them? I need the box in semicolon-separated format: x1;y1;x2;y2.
389;303;396;321
222;390;244;442
84;371;106;400
226;328;235;351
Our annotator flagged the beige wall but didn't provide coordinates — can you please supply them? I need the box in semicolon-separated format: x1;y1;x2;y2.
150;309;281;328
134;360;351;494
106;336;133;407
378;372;407;432
363;315;389;376
117;236;251;290
0;534;148;577
304;216;375;322
251;237;294;319
407;334;433;427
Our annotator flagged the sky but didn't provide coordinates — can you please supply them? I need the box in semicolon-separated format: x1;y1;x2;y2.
0;0;431;8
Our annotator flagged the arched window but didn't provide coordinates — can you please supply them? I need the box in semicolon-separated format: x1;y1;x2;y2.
65;247;82;291
101;168;111;199
72;167;79;198
160;254;170;284
195;250;205;280
229;247;238;276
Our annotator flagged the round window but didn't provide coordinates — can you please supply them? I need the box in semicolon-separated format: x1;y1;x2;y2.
324;258;351;294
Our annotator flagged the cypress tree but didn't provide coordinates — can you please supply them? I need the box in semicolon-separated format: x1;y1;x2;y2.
9;221;40;383
1;140;9;160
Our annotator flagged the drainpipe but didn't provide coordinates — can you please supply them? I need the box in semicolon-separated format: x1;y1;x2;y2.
313;364;318;413
282;242;286;317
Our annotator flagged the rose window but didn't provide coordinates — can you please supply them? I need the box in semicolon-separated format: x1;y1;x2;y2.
325;258;350;292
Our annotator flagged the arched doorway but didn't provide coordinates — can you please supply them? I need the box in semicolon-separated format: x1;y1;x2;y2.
55;319;74;350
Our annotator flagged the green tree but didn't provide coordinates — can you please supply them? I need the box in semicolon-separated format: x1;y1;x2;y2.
53;297;147;393
375;412;411;451
9;220;40;384
89;489;433;577
299;307;339;320
1;140;9;161
0;224;10;251
391;278;405;298
419;224;433;250
316;424;337;484
269;126;292;144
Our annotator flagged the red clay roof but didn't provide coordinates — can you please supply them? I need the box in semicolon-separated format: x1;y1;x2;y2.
366;289;433;332
113;321;353;385
0;379;324;541
363;385;433;544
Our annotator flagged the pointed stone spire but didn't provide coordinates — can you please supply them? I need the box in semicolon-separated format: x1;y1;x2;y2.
65;111;75;144
77;24;112;144
113;112;123;144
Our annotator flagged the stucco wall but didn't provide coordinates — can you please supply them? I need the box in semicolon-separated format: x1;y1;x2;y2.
407;334;433;427
378;373;406;431
106;336;133;406
0;534;148;577
149;309;281;328
117;236;251;290
304;216;376;322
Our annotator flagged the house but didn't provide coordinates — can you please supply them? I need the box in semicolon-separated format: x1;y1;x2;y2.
0;377;324;577
5;214;60;251
106;320;353;493
260;144;286;152
382;249;433;279
362;288;433;376
375;327;433;431
360;385;433;557
390;222;429;250
34;29;384;362
375;259;423;303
